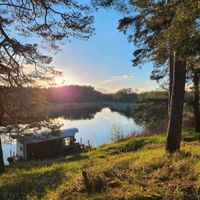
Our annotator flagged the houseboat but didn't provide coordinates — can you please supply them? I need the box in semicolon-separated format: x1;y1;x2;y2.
14;128;80;161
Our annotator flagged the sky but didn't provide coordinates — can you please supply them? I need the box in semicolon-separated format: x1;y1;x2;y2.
51;8;159;93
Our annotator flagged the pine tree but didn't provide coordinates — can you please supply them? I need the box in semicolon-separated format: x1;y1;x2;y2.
93;0;200;152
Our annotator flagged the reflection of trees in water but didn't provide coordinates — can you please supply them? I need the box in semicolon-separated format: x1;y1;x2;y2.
50;107;103;120
109;107;132;118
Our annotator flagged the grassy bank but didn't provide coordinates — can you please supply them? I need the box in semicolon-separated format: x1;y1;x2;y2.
0;130;200;200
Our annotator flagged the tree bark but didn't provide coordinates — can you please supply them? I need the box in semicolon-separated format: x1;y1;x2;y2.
0;137;4;173
0;103;5;173
166;60;186;152
193;71;200;133
168;50;174;118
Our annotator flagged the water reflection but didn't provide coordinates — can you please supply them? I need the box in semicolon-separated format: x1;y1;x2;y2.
50;106;102;120
51;107;142;147
2;107;142;164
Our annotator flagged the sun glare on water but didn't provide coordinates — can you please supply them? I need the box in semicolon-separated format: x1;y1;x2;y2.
54;76;65;86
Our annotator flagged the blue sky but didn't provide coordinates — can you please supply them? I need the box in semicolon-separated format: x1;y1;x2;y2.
52;8;159;93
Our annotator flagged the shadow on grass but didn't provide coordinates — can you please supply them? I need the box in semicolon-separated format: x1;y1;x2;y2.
0;167;64;200
7;153;88;171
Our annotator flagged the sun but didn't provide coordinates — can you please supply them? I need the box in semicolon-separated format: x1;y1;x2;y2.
54;76;65;86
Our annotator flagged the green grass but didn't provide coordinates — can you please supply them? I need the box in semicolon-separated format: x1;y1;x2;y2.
0;131;200;200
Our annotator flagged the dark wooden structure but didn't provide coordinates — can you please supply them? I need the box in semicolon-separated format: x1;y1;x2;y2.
16;128;79;161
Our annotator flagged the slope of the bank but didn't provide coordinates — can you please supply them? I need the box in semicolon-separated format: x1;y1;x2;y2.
0;131;200;200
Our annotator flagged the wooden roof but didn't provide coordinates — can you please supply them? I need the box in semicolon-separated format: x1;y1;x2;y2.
17;128;79;144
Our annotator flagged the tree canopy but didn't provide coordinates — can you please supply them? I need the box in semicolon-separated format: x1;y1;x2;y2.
0;0;94;87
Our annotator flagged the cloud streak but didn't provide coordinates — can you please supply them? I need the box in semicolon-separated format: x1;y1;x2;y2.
102;74;135;84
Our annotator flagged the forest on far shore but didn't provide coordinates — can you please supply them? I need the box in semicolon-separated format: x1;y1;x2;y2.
0;85;138;103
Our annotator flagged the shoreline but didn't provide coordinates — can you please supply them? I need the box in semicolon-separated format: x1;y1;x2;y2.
49;101;135;114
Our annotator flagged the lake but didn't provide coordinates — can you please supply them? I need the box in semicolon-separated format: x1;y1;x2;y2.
2;107;142;164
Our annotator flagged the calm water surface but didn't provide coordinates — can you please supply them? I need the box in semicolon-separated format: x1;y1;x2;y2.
2;107;142;164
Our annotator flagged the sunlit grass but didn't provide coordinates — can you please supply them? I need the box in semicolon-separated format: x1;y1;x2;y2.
0;131;200;199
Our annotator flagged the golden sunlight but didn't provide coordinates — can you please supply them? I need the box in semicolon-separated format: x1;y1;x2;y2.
54;76;65;86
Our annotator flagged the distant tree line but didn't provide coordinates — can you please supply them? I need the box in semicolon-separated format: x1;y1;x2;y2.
45;85;102;103
132;91;168;131
0;85;139;105
112;88;137;102
45;86;138;103
133;91;195;133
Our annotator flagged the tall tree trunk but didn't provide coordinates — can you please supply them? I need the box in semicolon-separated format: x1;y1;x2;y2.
168;50;174;118
193;71;200;133
166;60;186;152
0;104;5;173
0;137;4;173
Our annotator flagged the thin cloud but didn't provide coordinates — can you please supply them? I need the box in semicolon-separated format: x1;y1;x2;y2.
102;74;135;84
